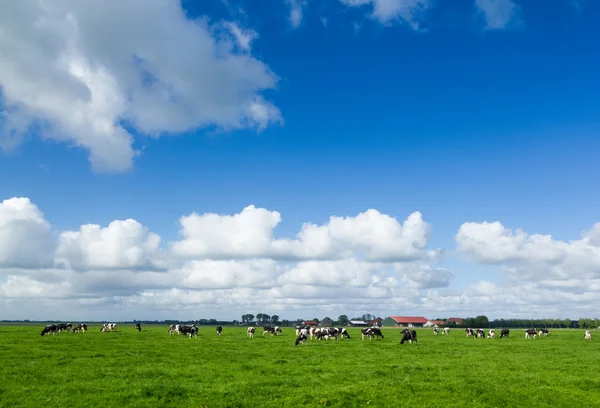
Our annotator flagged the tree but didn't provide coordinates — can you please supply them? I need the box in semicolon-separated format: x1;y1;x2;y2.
337;315;349;326
474;315;489;328
246;314;255;323
271;315;280;324
312;318;319;324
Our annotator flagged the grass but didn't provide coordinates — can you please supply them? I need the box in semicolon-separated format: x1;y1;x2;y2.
0;325;598;407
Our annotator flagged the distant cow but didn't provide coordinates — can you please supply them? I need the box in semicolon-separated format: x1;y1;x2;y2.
477;329;485;338
274;326;282;335
57;323;72;333
179;325;198;338
584;331;592;340
41;324;58;336
72;323;88;333
100;323;117;332
400;329;417;344
487;329;495;339
294;333;308;346
310;327;320;340
361;327;384;340
499;328;510;338
247;327;255;337
168;325;180;335
263;326;276;336
465;328;476;337
135;323;141;332
525;329;537;339
433;327;440;335
216;326;223;336
443;327;450;335
538;329;549;336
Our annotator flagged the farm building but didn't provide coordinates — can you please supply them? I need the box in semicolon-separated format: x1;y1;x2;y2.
429;320;445;326
446;317;463;326
349;320;368;327
382;316;430;328
302;321;317;326
319;317;334;327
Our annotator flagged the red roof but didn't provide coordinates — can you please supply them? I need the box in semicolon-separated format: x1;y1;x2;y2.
430;320;445;325
447;317;462;323
389;316;429;324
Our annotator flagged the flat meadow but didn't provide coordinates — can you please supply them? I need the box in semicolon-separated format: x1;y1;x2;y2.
0;325;598;407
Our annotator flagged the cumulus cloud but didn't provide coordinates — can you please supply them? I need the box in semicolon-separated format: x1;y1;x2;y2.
170;206;436;261
475;0;520;29
338;0;429;27
0;0;281;172
0;196;452;319
456;220;600;281
0;198;55;269
287;0;306;28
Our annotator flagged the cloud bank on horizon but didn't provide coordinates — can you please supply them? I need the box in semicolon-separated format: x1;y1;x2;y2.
1;197;599;321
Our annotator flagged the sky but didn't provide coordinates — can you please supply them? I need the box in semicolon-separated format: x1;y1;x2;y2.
0;0;599;322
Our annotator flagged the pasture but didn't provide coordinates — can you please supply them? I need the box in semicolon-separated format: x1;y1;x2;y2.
0;325;598;407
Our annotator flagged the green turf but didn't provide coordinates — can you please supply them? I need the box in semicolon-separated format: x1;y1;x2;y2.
0;325;598;407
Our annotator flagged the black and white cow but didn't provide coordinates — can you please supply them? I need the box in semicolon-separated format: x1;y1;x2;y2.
295;333;308;346
465;328;476;337
263;326;277;336
433;327;440;335
168;325;180;335
487;329;495;339
216;326;223;336
442;327;450;335
319;327;339;340
538;329;549;336
135;323;142;332
247;327;255;337
100;323;117;332
41;324;58;336
72;323;88;333
179;325;198;338
477;329;485;338
525;329;537;339
400;328;417;344
499;328;510;338
584;330;592;340
339;328;350;339
56;323;72;333
309;327;320;340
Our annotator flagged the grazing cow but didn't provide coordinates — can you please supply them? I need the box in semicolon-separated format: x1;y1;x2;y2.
274;326;282;335
433;327;440;335
584;330;592;340
538;329;549;336
525;329;537;339
41;324;58;336
339;328;350;339
263;326;276;336
400;328;417;344
309;327;320;340
100;323;117;332
465;328;476;337
477;329;485;338
319;327;339;340
179;325;198;338
135;323;141;332
443;327;450;335
295;333;308;346
168;325;180;335
487;329;495;339
56;323;72;333
499;328;510;338
72;323;88;333
216;326;223;336
247;327;255;337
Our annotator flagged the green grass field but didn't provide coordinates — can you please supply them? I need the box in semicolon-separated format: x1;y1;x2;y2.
0;325;598;407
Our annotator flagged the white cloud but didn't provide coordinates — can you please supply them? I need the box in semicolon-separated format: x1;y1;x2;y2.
456;220;600;281
170;205;436;261
287;0;306;28
475;0;519;29
338;0;429;27
0;198;55;269
0;196;451;320
0;0;281;172
56;219;162;271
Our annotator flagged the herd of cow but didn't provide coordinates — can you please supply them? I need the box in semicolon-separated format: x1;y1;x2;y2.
40;323;593;342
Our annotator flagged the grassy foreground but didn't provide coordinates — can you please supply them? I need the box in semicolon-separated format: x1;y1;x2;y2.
0;325;598;407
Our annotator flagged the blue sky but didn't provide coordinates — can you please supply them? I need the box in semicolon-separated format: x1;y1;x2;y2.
0;0;599;321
